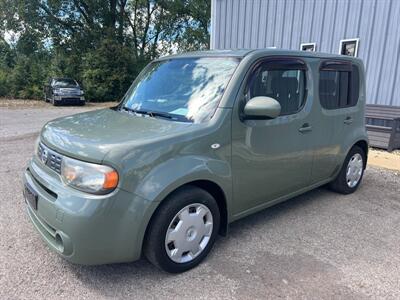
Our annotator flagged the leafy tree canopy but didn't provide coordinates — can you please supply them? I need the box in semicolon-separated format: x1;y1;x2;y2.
0;0;211;100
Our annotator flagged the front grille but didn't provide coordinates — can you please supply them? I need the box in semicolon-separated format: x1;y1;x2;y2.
37;143;62;174
61;97;81;101
59;88;80;96
27;167;58;199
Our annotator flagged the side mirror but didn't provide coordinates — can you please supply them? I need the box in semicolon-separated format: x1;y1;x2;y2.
244;96;281;119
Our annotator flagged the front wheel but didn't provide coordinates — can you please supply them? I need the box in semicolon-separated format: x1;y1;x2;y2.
329;145;366;194
51;96;59;106
144;186;220;273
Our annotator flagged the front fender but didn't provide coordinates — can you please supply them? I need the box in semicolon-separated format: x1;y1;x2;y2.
132;155;232;254
134;155;232;205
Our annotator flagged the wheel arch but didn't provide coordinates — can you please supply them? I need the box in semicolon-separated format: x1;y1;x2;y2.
188;180;228;236
352;139;369;168
142;179;229;256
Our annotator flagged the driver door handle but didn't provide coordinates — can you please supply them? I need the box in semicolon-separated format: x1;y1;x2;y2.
344;116;353;125
299;123;312;133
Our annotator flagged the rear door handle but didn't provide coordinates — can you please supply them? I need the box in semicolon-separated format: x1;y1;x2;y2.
344;117;353;125
299;123;312;133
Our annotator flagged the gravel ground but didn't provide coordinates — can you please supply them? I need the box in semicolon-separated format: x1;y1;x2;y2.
1;106;399;299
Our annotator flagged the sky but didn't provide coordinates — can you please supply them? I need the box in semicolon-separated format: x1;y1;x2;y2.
4;30;18;44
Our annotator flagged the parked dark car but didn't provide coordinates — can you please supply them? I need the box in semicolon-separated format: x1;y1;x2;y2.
44;78;85;106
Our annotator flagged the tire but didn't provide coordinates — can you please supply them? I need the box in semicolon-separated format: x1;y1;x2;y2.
52;97;59;106
144;186;220;273
329;145;366;194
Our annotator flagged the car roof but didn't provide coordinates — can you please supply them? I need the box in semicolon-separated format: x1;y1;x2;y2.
157;49;253;60
53;77;76;81
157;48;362;64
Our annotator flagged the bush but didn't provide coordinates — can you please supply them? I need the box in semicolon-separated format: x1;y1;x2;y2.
0;69;11;97
8;54;49;99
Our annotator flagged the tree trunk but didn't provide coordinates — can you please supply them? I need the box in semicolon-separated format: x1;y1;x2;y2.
108;0;117;34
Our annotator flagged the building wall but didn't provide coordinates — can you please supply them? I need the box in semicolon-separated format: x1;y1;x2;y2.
211;0;400;106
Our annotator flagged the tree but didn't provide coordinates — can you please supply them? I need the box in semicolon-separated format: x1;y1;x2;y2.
0;40;14;96
82;37;137;101
0;0;211;101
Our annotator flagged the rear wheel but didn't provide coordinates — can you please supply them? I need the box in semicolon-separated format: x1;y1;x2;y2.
144;186;220;273
329;145;365;194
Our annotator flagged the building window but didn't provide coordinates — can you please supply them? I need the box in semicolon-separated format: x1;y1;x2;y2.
339;38;359;57
319;61;360;109
300;43;316;52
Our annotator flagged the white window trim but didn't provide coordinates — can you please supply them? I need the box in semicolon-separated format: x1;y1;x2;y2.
300;42;316;51
339;38;360;57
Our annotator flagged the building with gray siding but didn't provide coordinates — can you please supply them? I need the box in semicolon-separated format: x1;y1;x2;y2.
210;0;400;107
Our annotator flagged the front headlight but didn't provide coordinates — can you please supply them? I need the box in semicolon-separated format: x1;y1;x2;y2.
54;88;61;95
61;157;119;194
79;90;84;95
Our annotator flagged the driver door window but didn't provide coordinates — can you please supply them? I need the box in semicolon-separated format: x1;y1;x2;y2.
246;60;307;116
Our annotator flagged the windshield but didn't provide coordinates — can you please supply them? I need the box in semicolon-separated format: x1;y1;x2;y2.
121;57;239;123
53;79;78;87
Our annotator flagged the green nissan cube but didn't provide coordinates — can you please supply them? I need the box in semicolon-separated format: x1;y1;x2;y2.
23;49;368;273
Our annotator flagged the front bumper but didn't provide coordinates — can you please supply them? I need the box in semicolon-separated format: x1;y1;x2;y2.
23;156;157;265
54;95;85;104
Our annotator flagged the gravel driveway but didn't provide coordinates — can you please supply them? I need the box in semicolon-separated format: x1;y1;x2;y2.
1;105;399;299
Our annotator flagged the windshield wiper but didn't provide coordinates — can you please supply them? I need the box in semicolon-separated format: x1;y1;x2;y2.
122;106;173;119
121;106;192;122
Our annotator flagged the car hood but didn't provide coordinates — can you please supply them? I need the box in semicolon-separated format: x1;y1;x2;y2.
54;85;79;88
41;108;192;163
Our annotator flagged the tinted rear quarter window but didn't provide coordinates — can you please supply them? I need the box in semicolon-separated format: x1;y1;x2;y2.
319;61;360;109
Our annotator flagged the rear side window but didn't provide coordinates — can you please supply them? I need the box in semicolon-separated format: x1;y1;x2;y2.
246;58;307;116
319;61;360;109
